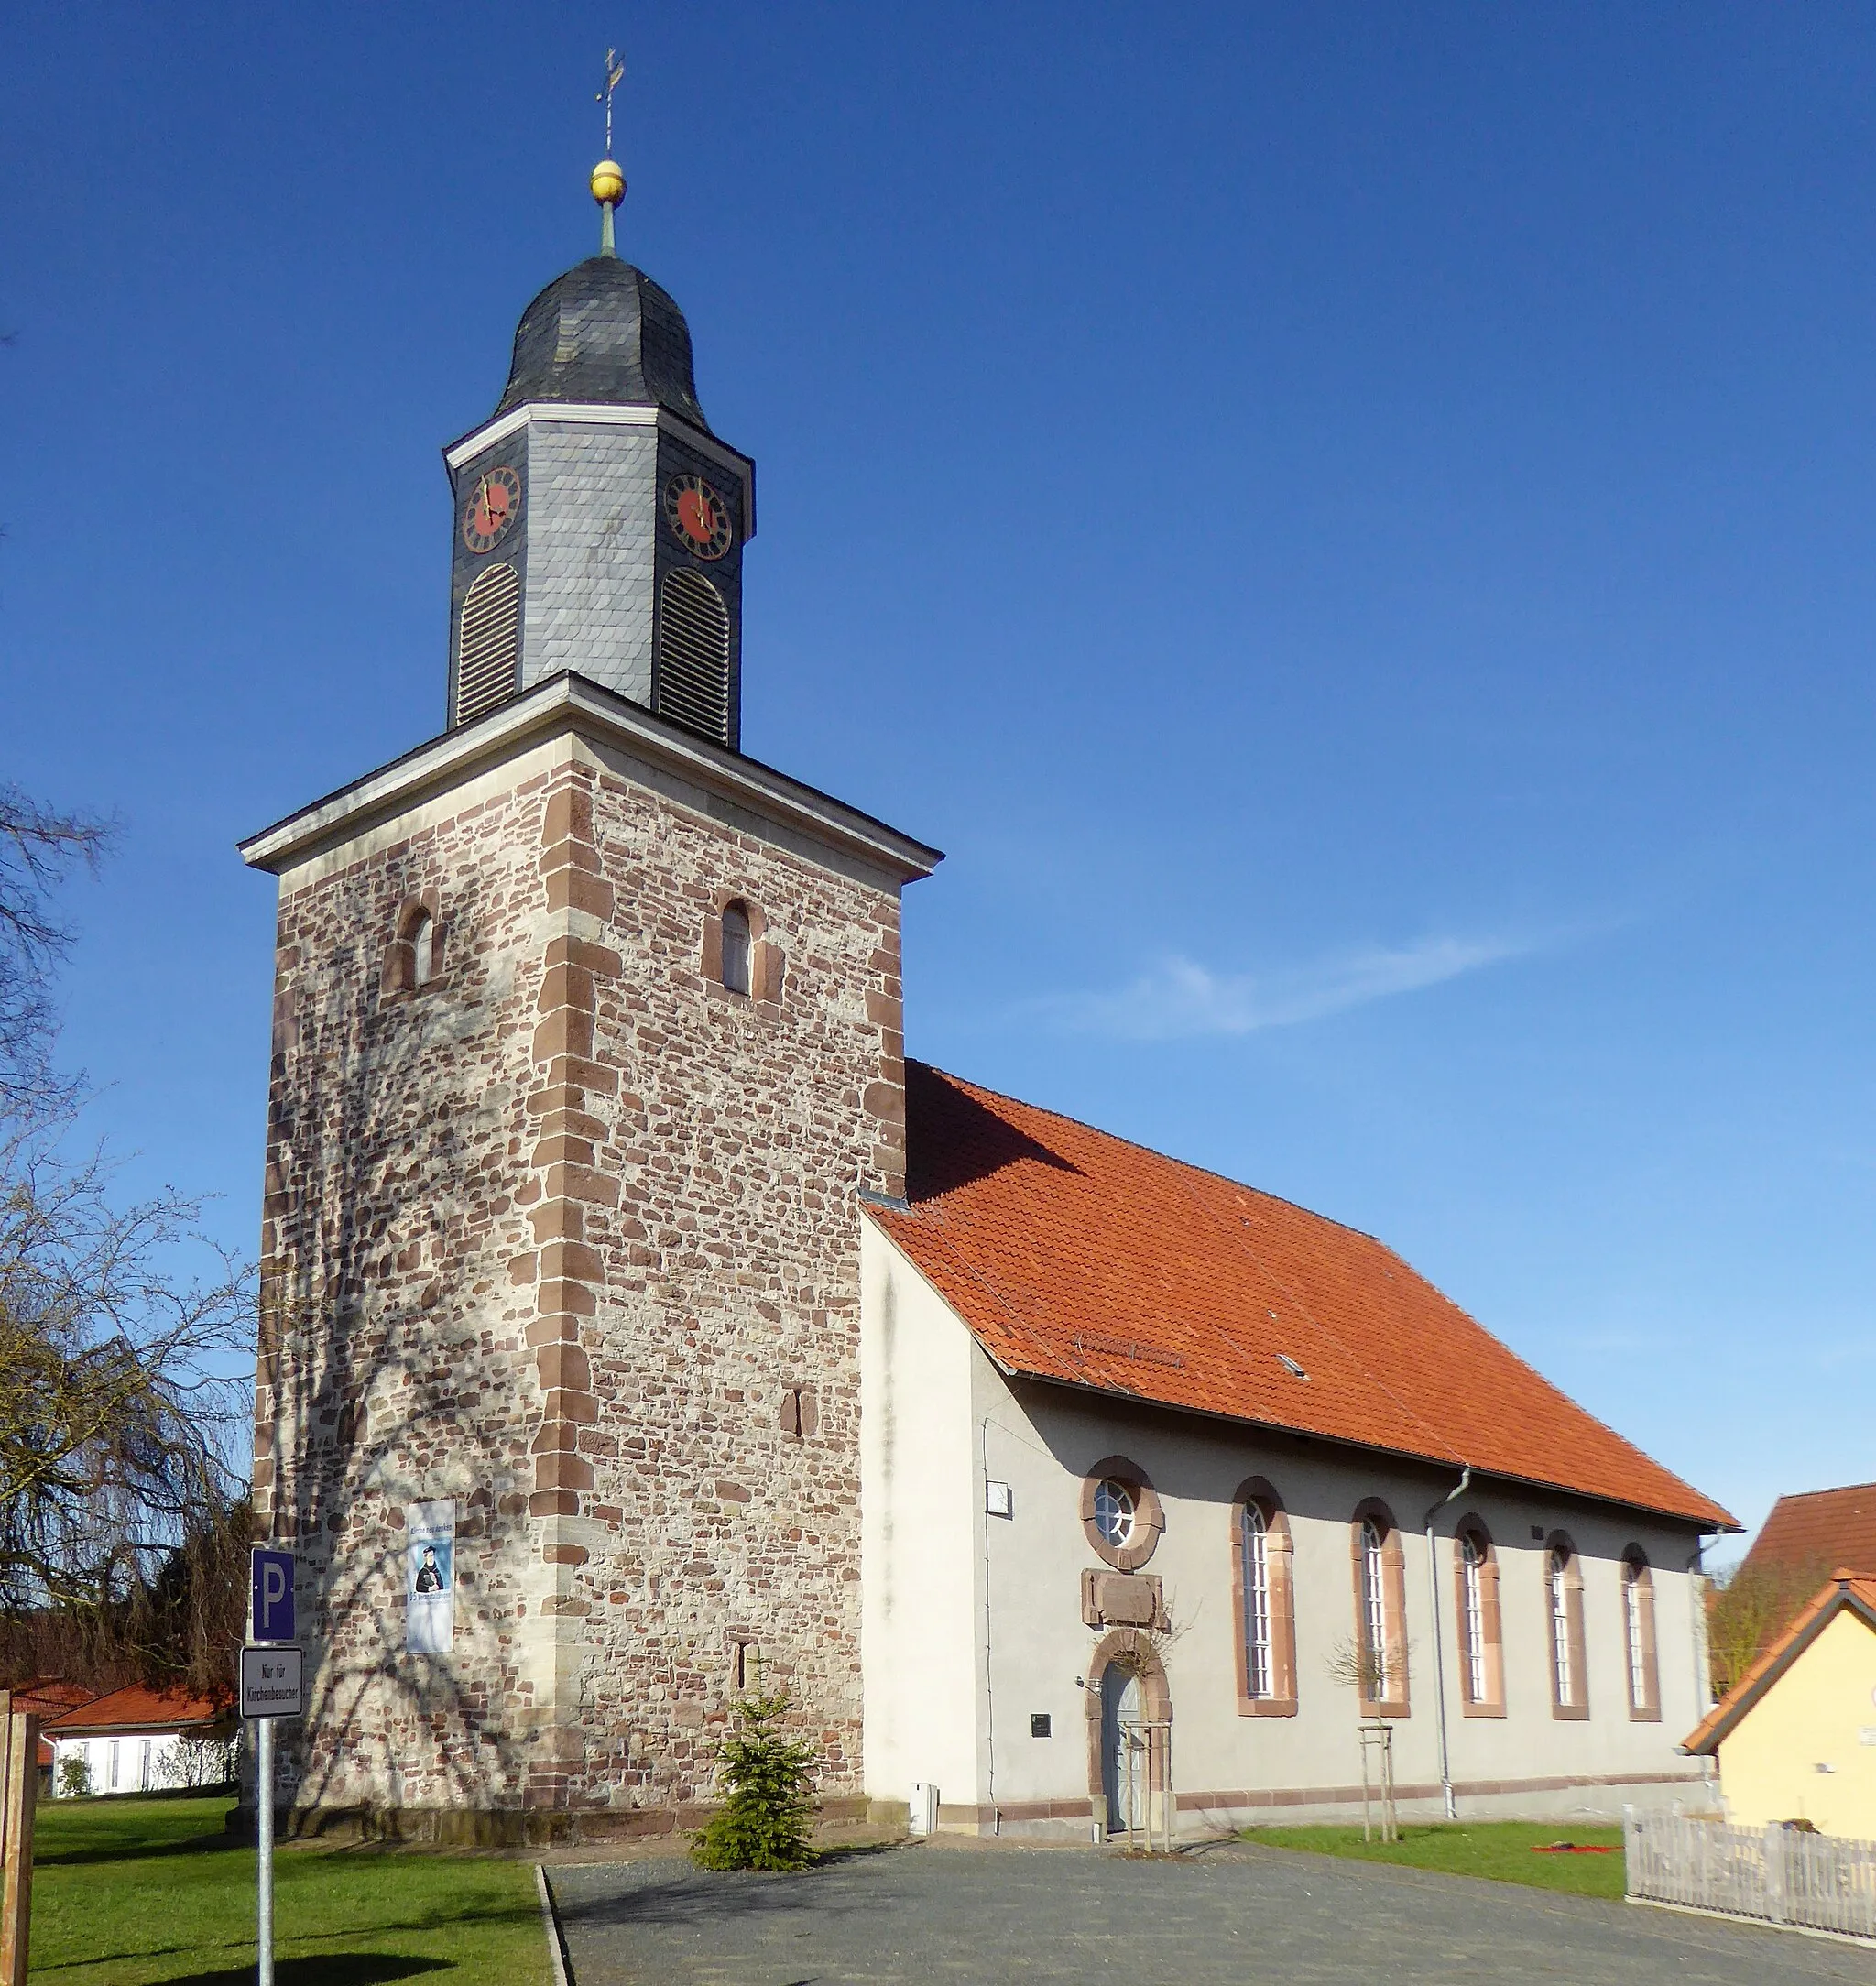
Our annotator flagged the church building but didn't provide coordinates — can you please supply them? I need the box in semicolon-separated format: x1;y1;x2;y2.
239;161;1735;1841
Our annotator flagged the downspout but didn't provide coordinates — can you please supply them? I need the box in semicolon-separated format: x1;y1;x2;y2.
1423;1464;1472;1823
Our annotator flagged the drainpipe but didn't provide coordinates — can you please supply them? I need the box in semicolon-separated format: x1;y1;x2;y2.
1423;1464;1472;1823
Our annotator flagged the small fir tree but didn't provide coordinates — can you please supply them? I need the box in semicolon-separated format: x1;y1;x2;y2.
691;1692;818;1871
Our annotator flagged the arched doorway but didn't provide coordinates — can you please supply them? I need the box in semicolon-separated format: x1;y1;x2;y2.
1100;1665;1144;1829
1085;1629;1172;1837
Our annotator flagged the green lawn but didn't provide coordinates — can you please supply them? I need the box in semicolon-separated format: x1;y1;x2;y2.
1245;1818;1629;1899
27;1794;551;1985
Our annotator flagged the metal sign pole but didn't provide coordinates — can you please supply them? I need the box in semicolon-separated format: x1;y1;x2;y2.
245;1545;296;1986
256;1712;274;1986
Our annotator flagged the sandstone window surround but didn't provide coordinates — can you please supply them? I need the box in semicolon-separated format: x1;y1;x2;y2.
1081;1456;1163;1573
1349;1498;1411;1718
1231;1477;1298;1717
701;891;784;1004
1622;1546;1661;1721
1546;1533;1589;1719
1454;1517;1505;1718
379;889;446;1000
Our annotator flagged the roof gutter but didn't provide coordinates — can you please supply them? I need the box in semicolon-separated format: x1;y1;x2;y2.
1423;1464;1472;1822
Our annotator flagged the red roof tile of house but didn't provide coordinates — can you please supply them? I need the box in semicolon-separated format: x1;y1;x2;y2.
1685;1571;1876;1754
5;1680;97;1718
872;1064;1735;1531
5;1681;99;1767
45;1684;231;1736
1739;1483;1876;1583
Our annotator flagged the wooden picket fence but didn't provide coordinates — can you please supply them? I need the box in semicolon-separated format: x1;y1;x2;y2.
1625;1806;1876;1942
0;1694;39;1985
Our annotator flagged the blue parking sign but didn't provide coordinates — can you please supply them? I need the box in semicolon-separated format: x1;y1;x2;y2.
251;1547;296;1642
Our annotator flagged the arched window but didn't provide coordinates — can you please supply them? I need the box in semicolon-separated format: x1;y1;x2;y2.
720;900;751;996
1362;1521;1391;1698
1454;1520;1504;1716
1232;1479;1297;1716
1460;1533;1486;1699
1547;1534;1588;1719
410;911;435;988
381;892;444;1000
1623;1548;1660;1720
1242;1504;1272;1697
1350;1500;1410;1716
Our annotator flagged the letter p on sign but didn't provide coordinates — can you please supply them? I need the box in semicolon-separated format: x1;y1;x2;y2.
251;1547;296;1642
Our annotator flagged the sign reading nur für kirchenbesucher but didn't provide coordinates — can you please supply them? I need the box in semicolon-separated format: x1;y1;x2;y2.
239;1645;303;1720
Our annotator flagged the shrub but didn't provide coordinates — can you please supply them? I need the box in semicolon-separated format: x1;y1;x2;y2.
57;1755;91;1799
1707;1556;1832;1700
691;1693;818;1871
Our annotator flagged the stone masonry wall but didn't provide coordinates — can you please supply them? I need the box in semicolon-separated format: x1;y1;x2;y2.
254;729;908;1819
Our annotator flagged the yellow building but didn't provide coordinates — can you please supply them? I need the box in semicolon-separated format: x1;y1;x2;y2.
1685;1572;1876;1837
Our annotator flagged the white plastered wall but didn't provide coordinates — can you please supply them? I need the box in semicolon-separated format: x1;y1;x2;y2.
859;1220;986;1811
863;1222;1719;1833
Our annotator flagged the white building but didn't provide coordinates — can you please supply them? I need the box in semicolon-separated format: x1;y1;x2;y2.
862;1064;1734;1836
47;1685;234;1797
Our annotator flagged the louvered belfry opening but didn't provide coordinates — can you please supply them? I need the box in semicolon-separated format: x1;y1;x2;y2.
657;567;732;744
455;562;522;726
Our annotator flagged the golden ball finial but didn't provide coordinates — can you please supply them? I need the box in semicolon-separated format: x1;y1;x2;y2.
591;158;625;207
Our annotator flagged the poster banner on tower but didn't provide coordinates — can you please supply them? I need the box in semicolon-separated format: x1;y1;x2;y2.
405;1500;455;1653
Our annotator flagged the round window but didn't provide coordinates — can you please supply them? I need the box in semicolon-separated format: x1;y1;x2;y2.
1093;1479;1136;1546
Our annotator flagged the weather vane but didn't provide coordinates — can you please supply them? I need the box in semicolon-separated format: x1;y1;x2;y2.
598;47;625;156
591;47;627;256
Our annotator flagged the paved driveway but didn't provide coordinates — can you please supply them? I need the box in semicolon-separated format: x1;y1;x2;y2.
548;1839;1876;1985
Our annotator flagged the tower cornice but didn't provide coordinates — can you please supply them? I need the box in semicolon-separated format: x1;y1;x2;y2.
442;403;755;539
237;669;941;888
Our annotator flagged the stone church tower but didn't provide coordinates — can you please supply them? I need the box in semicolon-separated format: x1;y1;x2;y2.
240;165;938;1833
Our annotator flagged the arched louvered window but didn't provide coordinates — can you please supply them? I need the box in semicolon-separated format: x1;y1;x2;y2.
456;562;521;725
658;566;731;743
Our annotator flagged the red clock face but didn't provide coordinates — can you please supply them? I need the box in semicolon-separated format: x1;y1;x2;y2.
462;465;522;553
664;475;733;560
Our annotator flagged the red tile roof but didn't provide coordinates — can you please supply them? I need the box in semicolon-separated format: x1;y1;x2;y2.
5;1680;96;1718
873;1064;1735;1530
1685;1571;1876;1754
1740;1483;1876;1583
45;1684;231;1736
5;1682;99;1767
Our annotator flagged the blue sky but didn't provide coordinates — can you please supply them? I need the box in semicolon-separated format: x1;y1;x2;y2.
7;5;1876;1552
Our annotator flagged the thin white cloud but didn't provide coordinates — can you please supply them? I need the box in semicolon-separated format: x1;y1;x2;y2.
1030;933;1538;1041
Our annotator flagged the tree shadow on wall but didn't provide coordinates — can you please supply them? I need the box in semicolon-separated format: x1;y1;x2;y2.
260;846;544;1821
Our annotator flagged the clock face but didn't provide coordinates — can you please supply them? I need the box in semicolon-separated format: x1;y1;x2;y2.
664;474;733;560
462;465;523;553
